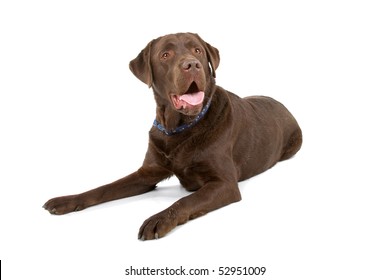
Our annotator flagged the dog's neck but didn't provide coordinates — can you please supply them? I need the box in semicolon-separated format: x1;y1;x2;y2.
153;97;212;136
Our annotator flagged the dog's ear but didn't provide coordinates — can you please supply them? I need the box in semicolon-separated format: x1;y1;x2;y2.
129;40;154;88
193;33;220;78
205;42;220;78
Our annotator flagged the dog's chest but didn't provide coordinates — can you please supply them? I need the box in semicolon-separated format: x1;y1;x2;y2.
151;132;198;161
150;135;208;191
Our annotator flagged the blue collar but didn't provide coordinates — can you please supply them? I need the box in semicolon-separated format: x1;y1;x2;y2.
153;98;212;136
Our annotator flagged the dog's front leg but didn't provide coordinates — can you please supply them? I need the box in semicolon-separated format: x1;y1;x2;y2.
43;166;171;215
138;181;242;240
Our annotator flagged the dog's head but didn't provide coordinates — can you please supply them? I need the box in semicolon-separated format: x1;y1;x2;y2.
130;33;220;116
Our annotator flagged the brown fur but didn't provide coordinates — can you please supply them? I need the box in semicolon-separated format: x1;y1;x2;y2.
43;33;302;240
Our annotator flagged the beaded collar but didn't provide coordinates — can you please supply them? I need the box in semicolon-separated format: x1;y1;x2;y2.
153;98;212;136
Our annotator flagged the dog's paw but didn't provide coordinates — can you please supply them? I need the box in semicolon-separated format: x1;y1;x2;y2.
43;195;85;215
138;207;187;240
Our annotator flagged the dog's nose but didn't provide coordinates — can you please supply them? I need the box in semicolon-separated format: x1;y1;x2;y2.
182;60;201;72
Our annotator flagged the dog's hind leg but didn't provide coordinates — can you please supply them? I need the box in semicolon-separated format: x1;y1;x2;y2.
281;128;303;161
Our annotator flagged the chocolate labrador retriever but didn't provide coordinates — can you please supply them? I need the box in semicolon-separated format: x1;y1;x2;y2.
43;32;302;240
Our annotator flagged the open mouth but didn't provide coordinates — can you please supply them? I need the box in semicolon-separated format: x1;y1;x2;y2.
171;82;205;110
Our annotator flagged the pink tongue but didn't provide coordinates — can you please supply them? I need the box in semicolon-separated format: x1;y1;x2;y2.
179;91;205;105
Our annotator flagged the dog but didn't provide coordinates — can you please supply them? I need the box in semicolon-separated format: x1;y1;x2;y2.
43;32;302;240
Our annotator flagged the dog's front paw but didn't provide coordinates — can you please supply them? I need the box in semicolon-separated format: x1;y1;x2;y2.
138;207;187;240
43;195;85;215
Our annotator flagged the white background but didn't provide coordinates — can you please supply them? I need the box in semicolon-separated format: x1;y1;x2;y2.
1;0;389;279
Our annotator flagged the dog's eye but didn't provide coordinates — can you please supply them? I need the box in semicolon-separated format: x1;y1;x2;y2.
161;52;170;59
194;48;202;54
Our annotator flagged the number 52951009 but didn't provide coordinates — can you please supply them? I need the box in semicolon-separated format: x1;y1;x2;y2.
218;266;266;276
